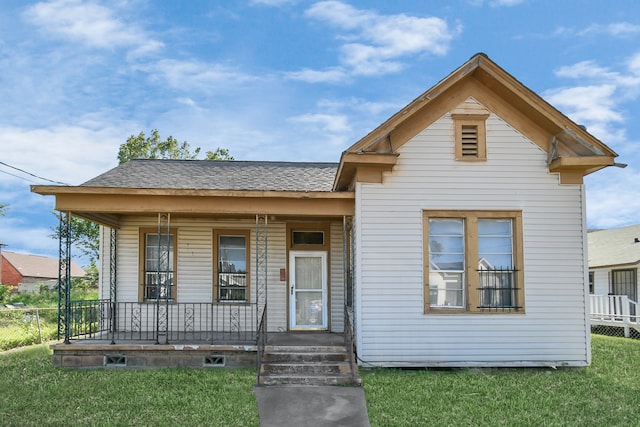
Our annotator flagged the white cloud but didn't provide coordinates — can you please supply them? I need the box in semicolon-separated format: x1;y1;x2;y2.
249;0;297;6
0;125;121;186
23;0;163;55
580;22;640;38
139;59;260;92
468;0;525;6
555;22;640;39
285;67;349;84
586;167;640;229
544;54;640;143
290;1;459;82
289;113;351;134
0;220;59;257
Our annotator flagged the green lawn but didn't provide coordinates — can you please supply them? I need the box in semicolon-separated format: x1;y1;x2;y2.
363;336;640;426
1;335;639;426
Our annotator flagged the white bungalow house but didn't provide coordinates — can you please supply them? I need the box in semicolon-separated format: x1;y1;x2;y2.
32;53;618;371
588;225;640;338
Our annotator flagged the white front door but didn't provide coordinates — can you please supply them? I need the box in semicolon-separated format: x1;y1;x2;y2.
289;251;328;330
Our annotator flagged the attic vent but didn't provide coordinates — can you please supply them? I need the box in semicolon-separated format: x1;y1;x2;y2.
452;113;488;161
460;125;479;157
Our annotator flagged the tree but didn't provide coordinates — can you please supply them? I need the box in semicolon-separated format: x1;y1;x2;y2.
205;148;234;160
118;129;201;164
56;130;233;274
0;203;7;216
51;214;100;265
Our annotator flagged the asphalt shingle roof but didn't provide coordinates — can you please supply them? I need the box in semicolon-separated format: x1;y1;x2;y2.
81;160;339;192
2;251;85;279
588;224;640;268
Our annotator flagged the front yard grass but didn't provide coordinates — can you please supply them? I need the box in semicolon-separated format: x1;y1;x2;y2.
1;335;639;426
0;346;259;427
362;335;640;426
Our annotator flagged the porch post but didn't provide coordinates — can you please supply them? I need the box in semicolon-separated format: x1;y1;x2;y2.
57;211;72;344
155;213;171;345
255;214;268;335
343;216;353;309
109;227;117;344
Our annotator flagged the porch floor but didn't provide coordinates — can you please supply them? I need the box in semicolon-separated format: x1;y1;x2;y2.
57;331;344;346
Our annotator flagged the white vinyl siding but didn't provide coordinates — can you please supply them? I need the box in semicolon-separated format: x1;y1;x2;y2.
354;110;589;367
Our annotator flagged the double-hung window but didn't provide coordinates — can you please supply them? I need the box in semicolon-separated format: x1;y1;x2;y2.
424;211;524;313
214;230;250;302
140;229;177;302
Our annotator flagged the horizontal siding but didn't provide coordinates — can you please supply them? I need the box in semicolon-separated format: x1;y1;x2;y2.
101;217;343;333
355;112;589;366
331;222;345;333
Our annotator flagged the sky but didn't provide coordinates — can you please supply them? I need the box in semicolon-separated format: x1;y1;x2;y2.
1;0;639;266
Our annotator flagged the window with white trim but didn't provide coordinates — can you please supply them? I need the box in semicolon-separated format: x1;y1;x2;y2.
424;211;524;313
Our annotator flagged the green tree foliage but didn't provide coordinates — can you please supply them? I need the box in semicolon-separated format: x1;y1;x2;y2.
56;130;233;279
117;129;201;164
205;148;234;160
0;203;8;216
50;214;100;265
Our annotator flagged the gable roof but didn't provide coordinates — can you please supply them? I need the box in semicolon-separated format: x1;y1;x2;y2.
333;52;618;190
83;160;338;192
588;225;640;268
1;251;85;279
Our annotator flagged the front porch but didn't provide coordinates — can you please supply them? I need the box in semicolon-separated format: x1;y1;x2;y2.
50;330;350;370
52;296;358;382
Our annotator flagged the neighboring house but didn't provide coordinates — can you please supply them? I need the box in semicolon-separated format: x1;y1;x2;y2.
32;53;618;368
1;250;85;292
588;225;640;301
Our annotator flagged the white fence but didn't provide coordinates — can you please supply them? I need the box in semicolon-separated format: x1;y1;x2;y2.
590;295;640;338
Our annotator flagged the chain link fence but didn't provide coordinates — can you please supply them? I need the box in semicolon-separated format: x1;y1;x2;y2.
0;306;58;351
591;322;640;340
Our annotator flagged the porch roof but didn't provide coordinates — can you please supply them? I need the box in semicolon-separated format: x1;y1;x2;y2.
32;160;353;227
82;159;339;192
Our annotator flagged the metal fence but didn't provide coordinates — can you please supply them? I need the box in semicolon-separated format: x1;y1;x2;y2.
66;300;258;344
0;307;58;351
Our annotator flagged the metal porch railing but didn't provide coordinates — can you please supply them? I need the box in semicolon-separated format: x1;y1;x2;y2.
68;300;258;344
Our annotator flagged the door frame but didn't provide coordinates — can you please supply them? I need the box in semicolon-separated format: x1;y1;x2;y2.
289;250;328;330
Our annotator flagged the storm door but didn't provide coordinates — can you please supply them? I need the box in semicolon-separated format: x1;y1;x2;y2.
289;251;328;330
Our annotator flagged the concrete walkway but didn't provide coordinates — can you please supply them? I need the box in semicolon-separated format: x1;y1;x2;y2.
254;385;370;427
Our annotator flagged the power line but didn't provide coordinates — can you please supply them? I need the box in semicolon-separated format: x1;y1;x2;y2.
0;160;68;185
0;168;39;183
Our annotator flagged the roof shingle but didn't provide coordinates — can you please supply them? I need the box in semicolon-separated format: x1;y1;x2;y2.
81;160;339;192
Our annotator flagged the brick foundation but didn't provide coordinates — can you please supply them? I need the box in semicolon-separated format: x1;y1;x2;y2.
51;343;257;369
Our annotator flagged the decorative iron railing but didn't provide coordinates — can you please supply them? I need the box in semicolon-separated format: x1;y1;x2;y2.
477;268;521;311
256;303;268;384
66;300;257;344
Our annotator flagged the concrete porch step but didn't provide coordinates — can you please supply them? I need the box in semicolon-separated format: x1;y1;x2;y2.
261;361;352;375
262;351;348;363
259;373;359;386
258;343;360;386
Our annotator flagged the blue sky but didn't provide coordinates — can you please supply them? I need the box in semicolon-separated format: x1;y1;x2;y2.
1;0;639;266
